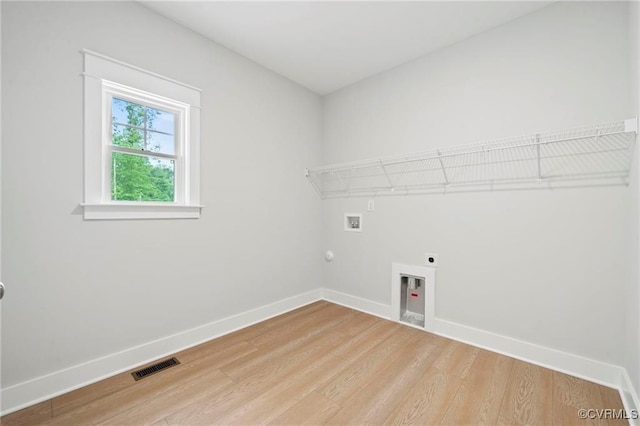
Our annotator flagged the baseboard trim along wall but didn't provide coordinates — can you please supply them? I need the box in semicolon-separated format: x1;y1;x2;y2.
322;288;639;423
0;289;323;416
621;369;640;426
3;287;639;421
320;288;392;320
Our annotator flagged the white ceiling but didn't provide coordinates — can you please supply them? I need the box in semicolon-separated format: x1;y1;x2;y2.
142;1;551;95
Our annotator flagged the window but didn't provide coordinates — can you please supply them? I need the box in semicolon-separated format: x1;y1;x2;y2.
107;87;182;203
82;50;202;220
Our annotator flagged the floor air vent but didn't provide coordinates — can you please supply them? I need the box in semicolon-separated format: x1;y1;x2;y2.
132;357;180;381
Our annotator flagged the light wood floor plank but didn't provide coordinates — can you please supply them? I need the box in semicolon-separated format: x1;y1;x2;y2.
327;330;442;424
439;350;514;425
173;324;267;364
599;385;625;410
48;323;265;416
94;369;232;426
165;332;347;424
552;398;607;426
553;373;627;426
220;317;349;382
43;341;255;425
500;359;553;426
214;354;351;425
268;391;341;426
334;309;382;337
554;371;605;410
1;401;52;426
248;303;351;348
599;386;628;426
384;365;463;425
433;339;480;380
329;318;401;361
318;326;420;405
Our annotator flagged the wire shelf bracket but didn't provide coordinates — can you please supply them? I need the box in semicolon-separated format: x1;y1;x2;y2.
306;118;638;198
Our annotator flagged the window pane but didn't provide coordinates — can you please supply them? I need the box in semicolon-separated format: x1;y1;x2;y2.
112;124;144;150
112;98;129;125
147;131;175;155
147;107;175;134
112;97;145;127
111;152;175;202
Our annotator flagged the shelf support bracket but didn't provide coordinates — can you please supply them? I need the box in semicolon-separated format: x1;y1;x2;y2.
535;135;542;182
625;117;638;133
437;151;449;185
379;160;395;190
333;171;349;192
305;168;324;198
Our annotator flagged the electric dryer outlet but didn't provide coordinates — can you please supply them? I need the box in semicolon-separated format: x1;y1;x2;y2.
424;253;439;267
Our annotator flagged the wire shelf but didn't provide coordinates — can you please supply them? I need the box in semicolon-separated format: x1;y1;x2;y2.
306;118;638;198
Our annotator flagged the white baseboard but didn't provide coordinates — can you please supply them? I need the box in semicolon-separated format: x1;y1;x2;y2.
321;288;391;319
0;289;322;416
433;318;622;389
320;288;634;408
620;369;640;426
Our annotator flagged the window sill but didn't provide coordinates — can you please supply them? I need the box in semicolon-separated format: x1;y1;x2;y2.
81;203;203;220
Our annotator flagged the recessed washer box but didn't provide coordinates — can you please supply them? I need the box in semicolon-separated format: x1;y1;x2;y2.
344;213;362;232
391;263;436;332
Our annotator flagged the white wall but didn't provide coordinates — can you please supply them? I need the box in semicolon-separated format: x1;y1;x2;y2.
1;1;322;390
322;2;630;365
626;0;640;409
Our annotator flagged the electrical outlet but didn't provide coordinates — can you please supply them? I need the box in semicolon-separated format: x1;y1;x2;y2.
367;200;375;211
425;252;439;267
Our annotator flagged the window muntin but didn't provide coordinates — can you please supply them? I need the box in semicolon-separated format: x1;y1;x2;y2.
111;98;176;155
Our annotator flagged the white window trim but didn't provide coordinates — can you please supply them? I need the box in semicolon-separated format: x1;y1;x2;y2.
81;49;203;220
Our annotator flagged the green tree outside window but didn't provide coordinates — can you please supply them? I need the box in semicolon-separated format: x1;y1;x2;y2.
111;99;176;202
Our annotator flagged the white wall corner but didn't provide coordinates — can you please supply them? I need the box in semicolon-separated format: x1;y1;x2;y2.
0;289;322;416
321;288;391;319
